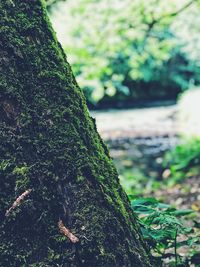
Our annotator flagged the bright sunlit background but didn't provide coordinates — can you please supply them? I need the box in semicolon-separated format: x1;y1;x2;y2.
49;0;200;106
47;1;200;263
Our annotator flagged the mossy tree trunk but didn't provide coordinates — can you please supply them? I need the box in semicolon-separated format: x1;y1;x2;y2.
0;1;153;266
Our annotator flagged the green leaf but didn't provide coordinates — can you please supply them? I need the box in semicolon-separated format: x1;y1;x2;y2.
170;209;194;217
132;204;155;214
131;197;159;207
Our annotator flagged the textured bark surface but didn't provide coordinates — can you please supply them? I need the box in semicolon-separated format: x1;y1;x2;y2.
0;1;153;266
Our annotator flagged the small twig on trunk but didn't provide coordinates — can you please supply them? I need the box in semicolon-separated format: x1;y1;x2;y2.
5;189;32;217
58;220;79;243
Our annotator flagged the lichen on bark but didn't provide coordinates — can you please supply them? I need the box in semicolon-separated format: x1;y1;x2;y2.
0;0;153;266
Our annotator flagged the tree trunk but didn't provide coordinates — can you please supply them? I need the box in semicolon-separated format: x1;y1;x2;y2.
0;1;153;266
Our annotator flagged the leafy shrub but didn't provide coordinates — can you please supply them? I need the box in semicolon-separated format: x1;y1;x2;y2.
163;138;200;183
131;197;200;266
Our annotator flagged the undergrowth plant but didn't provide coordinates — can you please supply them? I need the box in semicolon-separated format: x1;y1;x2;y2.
163;138;200;184
130;197;200;266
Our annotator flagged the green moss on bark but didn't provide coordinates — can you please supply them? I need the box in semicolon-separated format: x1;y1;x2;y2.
0;0;153;266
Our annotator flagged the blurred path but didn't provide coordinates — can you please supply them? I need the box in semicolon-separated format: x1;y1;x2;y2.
91;105;180;190
91;105;179;140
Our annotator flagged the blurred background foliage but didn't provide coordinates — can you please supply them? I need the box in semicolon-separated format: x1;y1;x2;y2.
47;0;200;108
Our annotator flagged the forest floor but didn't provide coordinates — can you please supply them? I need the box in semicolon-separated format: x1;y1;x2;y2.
92;105;200;214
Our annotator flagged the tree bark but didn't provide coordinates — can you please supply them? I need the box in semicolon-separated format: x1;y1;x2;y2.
0;1;153;266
